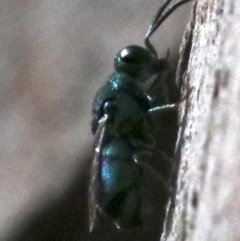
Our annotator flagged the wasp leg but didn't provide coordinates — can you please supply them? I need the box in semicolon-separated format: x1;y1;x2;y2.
148;68;173;104
134;153;172;230
90;202;122;231
133;153;171;193
148;87;193;113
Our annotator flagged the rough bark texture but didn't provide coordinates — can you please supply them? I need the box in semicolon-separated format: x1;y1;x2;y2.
162;0;240;241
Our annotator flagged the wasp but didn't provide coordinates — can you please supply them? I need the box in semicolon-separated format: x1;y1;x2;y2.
89;0;192;233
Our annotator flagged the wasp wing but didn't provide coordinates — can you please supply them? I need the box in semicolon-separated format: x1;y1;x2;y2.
89;114;109;232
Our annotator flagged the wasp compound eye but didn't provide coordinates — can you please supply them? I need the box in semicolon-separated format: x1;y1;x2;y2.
115;46;153;66
114;46;156;76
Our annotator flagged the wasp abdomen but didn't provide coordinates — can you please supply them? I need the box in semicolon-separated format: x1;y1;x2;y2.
99;138;142;228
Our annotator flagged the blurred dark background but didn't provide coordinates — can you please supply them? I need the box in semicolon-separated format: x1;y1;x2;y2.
0;0;191;240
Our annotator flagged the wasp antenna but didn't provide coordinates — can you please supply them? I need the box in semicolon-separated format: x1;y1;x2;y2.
144;37;158;57
145;0;192;55
146;0;172;39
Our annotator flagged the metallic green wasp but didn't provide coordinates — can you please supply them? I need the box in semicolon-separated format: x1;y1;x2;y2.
89;0;192;233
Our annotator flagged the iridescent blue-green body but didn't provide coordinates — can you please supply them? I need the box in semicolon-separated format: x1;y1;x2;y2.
89;0;193;233
99;138;142;227
89;46;171;231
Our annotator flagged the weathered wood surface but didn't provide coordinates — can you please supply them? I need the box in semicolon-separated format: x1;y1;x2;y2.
163;1;240;241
